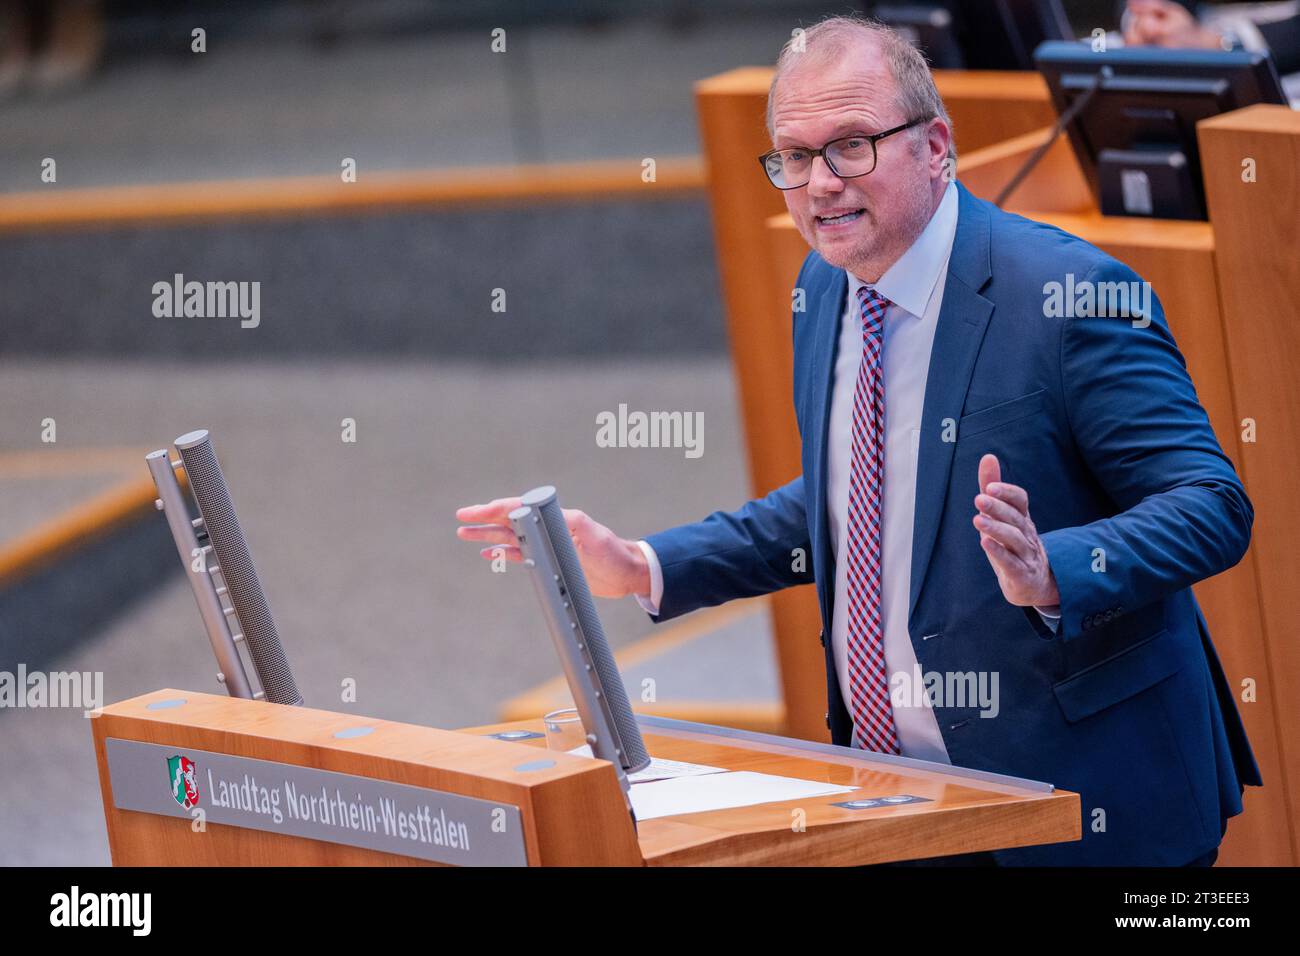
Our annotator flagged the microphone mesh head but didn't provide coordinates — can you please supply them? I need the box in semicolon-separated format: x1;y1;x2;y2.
175;431;302;706
524;486;649;772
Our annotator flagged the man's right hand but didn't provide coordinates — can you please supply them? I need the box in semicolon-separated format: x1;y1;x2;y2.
455;498;651;599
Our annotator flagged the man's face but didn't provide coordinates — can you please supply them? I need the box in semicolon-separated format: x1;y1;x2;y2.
770;41;946;280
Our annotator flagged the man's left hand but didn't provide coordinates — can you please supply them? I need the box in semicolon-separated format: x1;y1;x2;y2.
973;453;1061;612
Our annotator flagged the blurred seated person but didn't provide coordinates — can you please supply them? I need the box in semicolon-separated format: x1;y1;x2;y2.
0;0;103;98
1123;0;1300;74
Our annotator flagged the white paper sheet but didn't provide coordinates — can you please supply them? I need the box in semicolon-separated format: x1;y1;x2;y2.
566;746;726;783
628;771;857;822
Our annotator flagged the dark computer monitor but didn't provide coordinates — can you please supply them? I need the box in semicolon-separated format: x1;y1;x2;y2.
872;1;1072;70
1034;42;1288;220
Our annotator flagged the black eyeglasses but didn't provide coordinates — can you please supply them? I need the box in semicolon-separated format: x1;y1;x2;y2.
758;118;929;189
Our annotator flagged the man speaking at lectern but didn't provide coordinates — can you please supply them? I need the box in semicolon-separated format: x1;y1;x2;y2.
457;16;1259;866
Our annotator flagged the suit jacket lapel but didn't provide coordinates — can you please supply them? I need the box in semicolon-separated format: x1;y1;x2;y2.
908;184;995;624
809;267;847;626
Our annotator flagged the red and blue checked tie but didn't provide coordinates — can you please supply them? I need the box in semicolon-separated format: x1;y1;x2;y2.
845;285;901;754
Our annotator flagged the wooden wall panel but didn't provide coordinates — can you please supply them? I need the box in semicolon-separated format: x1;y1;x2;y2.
1199;105;1300;865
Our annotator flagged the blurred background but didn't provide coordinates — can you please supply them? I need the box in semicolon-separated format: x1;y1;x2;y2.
0;0;1133;864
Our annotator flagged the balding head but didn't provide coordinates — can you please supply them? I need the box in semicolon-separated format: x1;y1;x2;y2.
768;17;955;164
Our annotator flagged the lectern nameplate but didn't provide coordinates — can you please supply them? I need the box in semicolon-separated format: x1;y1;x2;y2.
105;738;528;866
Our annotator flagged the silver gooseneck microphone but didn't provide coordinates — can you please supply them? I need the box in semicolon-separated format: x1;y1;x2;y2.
509;486;650;811
145;429;302;706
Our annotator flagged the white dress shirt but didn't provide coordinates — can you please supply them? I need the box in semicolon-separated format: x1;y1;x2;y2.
637;182;1054;760
821;181;958;762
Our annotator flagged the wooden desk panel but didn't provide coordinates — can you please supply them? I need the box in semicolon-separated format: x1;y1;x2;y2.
1199;105;1300;866
935;70;1055;154
957;126;1093;213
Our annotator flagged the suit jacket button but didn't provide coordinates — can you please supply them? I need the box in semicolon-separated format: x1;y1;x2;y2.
819;630;826;647
825;712;831;729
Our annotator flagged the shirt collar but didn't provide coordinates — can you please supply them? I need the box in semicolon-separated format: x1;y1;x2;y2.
846;180;959;321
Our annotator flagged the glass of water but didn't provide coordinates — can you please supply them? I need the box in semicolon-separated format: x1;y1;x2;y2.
543;707;586;753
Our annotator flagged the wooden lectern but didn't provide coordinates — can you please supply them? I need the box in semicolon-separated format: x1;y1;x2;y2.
94;689;1079;866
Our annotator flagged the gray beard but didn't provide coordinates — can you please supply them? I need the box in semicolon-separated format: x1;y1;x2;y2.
827;179;936;282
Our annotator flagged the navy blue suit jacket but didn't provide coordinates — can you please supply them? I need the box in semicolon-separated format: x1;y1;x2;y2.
646;183;1260;865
